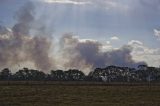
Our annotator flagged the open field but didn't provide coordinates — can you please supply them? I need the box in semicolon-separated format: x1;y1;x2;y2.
0;82;160;106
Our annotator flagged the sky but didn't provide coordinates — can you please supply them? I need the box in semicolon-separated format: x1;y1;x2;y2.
0;0;160;73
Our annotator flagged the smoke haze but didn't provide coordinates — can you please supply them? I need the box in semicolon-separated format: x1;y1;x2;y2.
0;1;146;74
59;34;146;73
0;2;54;71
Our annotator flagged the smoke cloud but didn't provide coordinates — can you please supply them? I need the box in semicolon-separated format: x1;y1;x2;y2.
59;34;146;72
0;1;147;74
0;2;54;71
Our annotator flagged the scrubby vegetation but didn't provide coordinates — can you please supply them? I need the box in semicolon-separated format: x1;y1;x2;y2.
1;65;160;82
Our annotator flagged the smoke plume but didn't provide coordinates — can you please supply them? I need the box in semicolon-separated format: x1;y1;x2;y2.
59;34;146;72
0;2;54;71
0;2;147;73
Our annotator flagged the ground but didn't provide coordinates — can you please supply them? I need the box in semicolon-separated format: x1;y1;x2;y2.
0;82;160;106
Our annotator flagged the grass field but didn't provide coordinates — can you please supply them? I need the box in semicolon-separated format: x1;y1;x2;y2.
0;82;160;106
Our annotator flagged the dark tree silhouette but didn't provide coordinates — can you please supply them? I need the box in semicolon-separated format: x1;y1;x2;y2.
0;68;11;80
13;68;46;81
0;65;160;82
65;69;85;81
50;70;66;81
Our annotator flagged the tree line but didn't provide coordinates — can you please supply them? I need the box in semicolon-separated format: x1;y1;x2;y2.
0;65;160;82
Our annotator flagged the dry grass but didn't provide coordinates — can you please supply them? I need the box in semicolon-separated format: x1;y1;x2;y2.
0;82;160;106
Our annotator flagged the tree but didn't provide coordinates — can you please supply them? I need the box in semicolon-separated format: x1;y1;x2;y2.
0;68;11;80
29;69;46;80
13;68;29;80
50;70;65;81
138;65;148;71
89;68;103;81
13;68;46;81
65;69;85;81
